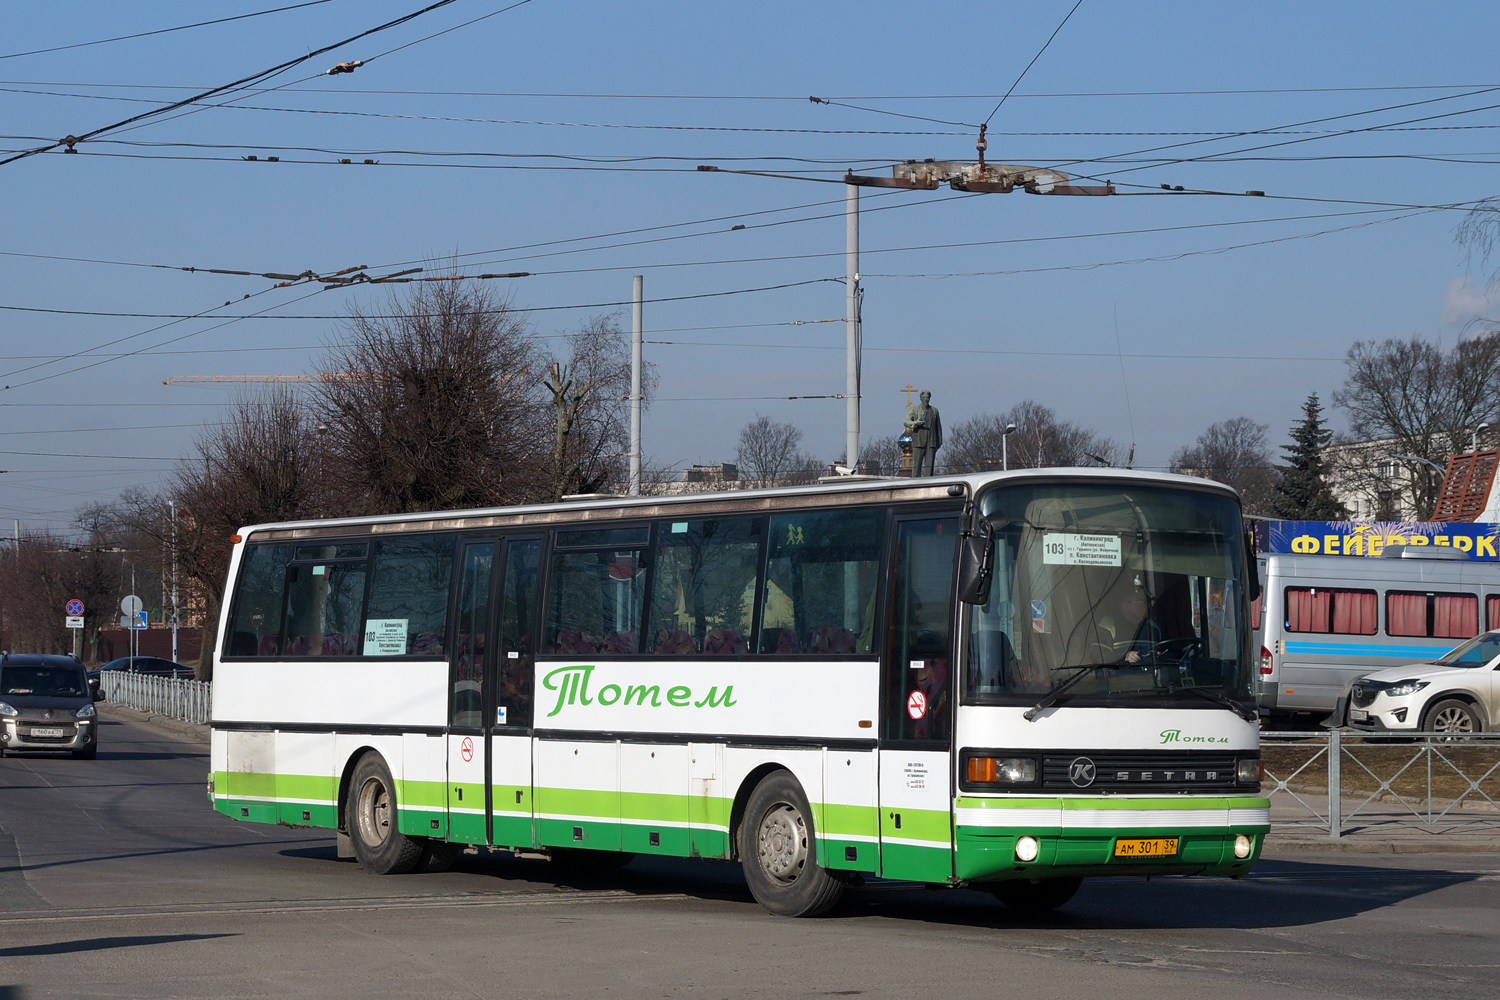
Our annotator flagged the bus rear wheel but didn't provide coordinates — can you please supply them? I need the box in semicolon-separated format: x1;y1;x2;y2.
990;877;1082;912
739;771;844;917
346;753;425;875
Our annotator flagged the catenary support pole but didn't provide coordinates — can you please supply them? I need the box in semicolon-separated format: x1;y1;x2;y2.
845;182;860;470
169;500;178;665
629;275;643;496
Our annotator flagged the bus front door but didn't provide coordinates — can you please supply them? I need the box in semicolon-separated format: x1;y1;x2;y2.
446;536;543;848
878;515;959;883
490;536;542;848
447;540;495;844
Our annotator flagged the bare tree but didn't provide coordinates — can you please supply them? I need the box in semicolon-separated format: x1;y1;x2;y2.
543;314;656;499
1169;416;1280;515
944;401;1119;472
0;530;122;659
855;434;901;477
316;279;548;514
1333;332;1500;517
1456;197;1500;294
736;415;820;487
150;387;328;677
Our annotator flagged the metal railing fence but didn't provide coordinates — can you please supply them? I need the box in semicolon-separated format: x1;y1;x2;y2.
1262;729;1500;838
100;672;211;726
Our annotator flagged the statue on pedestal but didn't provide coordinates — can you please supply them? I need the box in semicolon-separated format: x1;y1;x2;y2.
904;390;943;477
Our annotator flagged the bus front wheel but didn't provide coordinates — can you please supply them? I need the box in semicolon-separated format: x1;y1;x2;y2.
990;877;1082;912
346;753;425;875
739;771;844;917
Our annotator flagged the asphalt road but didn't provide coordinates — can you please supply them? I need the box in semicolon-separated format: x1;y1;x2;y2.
3;711;1500;1000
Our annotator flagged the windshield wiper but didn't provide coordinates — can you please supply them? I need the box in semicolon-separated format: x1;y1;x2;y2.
1023;662;1118;722
1160;684;1258;722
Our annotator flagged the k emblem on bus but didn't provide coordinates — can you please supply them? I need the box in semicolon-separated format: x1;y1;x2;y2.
1068;757;1097;787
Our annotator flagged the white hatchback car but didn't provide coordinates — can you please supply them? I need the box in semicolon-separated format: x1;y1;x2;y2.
1346;632;1500;734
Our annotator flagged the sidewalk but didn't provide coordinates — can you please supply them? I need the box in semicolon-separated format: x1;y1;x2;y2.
100;700;208;744
1266;788;1500;854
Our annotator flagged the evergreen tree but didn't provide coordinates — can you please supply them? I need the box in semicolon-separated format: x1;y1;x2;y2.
1272;393;1347;519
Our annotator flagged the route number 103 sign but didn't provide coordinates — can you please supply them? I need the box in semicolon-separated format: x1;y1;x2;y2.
1042;532;1122;567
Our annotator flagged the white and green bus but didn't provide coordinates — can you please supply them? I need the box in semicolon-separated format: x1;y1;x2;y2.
210;468;1268;916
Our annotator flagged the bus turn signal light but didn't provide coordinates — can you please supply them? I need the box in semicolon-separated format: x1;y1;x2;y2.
1260;646;1273;675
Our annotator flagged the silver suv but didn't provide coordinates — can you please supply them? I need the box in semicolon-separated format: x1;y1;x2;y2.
0;653;100;759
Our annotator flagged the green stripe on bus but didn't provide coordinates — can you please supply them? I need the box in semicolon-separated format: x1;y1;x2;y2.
884;806;952;844
954;825;1265;881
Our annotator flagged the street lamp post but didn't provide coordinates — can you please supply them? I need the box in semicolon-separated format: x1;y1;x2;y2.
1474;423;1491;454
1002;423;1017;471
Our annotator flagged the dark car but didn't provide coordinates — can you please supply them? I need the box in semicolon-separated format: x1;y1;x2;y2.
0;653;100;759
88;656;195;692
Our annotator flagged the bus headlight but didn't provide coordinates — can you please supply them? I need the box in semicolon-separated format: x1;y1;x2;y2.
1015;836;1040;862
1233;834;1253;859
1236;758;1261;784
967;756;1037;785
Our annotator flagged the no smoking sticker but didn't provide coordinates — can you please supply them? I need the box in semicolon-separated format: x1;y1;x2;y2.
907;690;927;720
460;736;474;762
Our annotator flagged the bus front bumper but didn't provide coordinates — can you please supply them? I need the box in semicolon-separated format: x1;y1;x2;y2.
953;794;1269;883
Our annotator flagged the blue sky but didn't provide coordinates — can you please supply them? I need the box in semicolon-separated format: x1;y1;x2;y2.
3;1;1499;530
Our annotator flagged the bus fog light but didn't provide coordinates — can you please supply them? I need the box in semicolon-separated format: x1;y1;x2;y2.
1233;834;1252;859
1015;836;1039;862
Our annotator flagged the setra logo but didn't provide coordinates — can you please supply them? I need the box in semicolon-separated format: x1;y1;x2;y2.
1067;756;1097;787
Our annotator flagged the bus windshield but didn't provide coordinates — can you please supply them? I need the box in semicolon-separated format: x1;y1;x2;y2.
965;481;1253;708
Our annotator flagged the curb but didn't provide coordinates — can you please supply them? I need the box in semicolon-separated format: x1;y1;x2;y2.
1265;837;1500;854
99;702;208;743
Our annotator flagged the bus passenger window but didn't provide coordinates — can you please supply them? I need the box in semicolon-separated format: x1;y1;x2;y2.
1284;587;1376;635
227;543;291;656
1387;591;1477;639
646;517;761;655
283;557;368;656
364;534;456;656
545;547;648;655
759;508;884;655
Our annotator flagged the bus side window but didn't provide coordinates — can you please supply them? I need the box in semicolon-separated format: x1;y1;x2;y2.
646;517;761;656
226;543;292;657
759;508;885;655
1489;595;1500;631
364;534;456;656
544;541;649;655
1284;587;1376;635
1387;591;1478;639
283;544;368;657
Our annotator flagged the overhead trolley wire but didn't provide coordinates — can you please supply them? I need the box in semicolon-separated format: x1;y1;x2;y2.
982;0;1085;126
0;0;471;166
0;0;344;61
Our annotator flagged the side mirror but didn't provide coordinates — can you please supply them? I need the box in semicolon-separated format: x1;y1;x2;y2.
958;512;1008;605
1244;530;1262;603
93;689;105;702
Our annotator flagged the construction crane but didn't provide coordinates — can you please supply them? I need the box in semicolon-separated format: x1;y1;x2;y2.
162;371;528;385
162;374;357;384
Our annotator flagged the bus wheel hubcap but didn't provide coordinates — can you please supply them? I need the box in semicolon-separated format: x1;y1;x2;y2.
757;804;806;883
357;777;392;848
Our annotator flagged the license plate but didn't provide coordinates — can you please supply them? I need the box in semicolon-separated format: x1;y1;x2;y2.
1349;709;1369;722
28;728;64;738
1114;837;1179;858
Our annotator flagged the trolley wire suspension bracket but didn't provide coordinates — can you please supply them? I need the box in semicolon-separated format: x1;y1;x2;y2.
843;160;1114;197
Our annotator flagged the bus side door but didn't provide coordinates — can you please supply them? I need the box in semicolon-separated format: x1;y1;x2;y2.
878;514;959;883
491;536;543;848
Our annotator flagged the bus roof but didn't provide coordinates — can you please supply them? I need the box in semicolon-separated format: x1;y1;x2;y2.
236;466;1239;541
